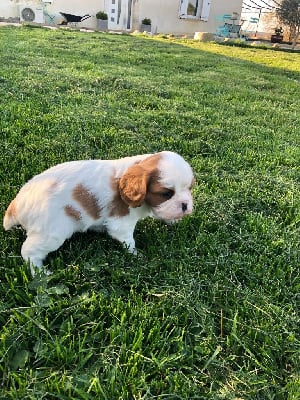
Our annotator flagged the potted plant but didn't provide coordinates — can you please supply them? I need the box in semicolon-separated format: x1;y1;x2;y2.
271;27;283;43
141;17;151;33
96;11;108;31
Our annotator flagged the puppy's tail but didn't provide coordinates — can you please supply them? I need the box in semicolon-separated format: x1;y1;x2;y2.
3;199;19;230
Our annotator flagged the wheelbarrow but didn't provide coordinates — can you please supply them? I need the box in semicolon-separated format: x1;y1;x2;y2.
59;12;91;25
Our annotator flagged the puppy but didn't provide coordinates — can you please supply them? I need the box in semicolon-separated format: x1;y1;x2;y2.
4;151;194;275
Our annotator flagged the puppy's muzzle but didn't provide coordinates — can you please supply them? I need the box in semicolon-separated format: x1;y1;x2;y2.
182;202;188;212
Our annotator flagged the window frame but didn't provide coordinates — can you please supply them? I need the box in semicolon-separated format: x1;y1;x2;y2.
178;0;211;22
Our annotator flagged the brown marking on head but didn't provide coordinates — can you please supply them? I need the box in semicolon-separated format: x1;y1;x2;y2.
119;154;162;208
72;183;101;220
109;176;130;217
145;176;175;207
64;205;82;221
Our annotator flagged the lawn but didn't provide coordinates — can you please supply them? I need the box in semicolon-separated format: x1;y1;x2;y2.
0;25;299;399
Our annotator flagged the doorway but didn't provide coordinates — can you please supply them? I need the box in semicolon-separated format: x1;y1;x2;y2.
108;0;133;30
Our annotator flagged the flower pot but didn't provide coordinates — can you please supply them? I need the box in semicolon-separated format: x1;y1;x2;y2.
141;23;151;33
271;34;283;43
97;19;108;31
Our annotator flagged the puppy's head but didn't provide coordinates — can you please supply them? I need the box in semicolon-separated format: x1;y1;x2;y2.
119;151;194;221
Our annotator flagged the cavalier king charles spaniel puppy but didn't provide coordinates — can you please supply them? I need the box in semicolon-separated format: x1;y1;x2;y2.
4;151;194;275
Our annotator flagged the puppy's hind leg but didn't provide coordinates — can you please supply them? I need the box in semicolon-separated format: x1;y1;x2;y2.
21;233;66;276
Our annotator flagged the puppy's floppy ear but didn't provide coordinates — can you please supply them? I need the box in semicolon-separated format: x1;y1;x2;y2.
119;164;149;208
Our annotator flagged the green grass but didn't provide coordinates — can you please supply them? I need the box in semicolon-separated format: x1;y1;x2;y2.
0;25;299;399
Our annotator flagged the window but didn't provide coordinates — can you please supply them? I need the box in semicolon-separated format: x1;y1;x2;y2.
179;0;211;21
179;0;199;18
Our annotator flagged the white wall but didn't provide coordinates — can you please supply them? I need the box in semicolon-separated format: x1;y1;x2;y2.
42;0;106;28
1;0;243;36
0;0;31;19
132;0;243;35
0;0;106;28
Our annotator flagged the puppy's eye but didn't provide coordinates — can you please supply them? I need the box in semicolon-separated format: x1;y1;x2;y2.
161;190;174;200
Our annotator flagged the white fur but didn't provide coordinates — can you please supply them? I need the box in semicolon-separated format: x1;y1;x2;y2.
3;151;194;275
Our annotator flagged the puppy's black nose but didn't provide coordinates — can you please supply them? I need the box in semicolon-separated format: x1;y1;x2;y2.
182;202;188;212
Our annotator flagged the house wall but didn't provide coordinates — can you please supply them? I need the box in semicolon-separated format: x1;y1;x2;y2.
44;0;106;28
0;0;106;28
1;0;243;36
0;0;21;19
132;0;243;35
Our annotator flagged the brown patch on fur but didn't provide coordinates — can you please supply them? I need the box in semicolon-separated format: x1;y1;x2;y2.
3;198;18;230
109;177;129;217
146;176;174;207
5;199;17;219
64;205;82;221
119;154;162;208
72;184;101;220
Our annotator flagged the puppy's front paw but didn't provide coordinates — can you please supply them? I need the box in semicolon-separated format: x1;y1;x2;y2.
130;247;138;256
30;264;52;277
164;219;180;225
123;241;137;255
